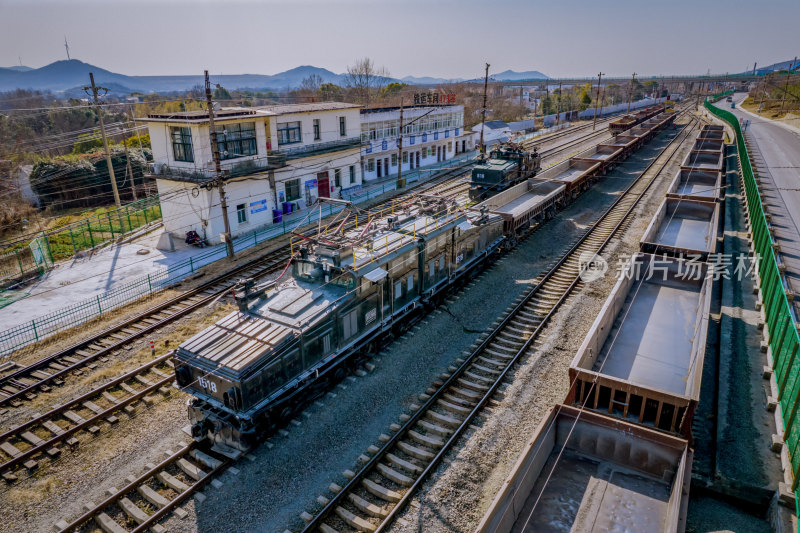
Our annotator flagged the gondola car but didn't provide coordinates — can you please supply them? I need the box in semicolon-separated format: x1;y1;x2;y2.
173;197;505;453
469;142;541;202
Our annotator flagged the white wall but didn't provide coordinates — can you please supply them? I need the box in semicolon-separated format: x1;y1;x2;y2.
268;108;361;148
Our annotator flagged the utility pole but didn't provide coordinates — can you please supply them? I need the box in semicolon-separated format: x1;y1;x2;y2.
592;72;604;130
396;98;405;188
479;62;490;157
627;72;636;113
205;70;235;259
556;80;562;125
84;73;121;208
120;120;137;201
780;71;792;115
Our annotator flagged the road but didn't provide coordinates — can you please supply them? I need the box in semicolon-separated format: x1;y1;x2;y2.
723;92;800;315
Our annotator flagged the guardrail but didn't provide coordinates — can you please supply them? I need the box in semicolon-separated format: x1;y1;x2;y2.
0;152;477;357
705;94;800;515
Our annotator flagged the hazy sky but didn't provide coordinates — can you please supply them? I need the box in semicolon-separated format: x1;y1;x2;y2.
0;0;797;79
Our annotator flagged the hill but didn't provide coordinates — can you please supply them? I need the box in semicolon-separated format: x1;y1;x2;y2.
0;59;551;94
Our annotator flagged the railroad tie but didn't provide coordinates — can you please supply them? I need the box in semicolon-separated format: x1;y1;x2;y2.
426;409;461;428
416;419;451;438
137;484;170;508
118;497;150;525
335;506;376;532
396;441;434;462
62;410;86;425
0;441;23;458
385;452;424;475
94;512;127;533
362;478;401;503
42;420;65;436
408;430;444;449
176;458;206;481
348;492;388;518
376;463;413;486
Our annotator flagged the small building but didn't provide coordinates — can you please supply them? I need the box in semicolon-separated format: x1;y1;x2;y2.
471;120;511;147
359;104;473;181
144;102;363;244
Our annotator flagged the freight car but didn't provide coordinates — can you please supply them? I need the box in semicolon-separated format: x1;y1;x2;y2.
468;142;541;202
475;405;691;533
639;197;720;260
567;253;712;437
608;103;667;133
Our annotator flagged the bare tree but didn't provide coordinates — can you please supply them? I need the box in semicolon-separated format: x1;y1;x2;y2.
345;57;390;105
300;74;323;93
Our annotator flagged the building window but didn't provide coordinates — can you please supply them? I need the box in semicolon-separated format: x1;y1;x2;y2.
170;126;194;162
349;165;355;184
367;158;375;172
448;142;453;151
278;121;302;145
216;122;257;160
391;154;397;166
313;119;321;141
402;151;408;164
236;204;247;224
285;179;301;201
334;168;341;187
339;116;346;137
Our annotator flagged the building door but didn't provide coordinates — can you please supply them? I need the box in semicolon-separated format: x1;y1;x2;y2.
377;159;382;178
416;151;421;167
462;140;466;152
384;158;389;176
437;146;441;162
317;171;330;198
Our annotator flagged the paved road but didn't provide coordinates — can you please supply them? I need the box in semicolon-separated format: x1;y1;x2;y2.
722;93;800;315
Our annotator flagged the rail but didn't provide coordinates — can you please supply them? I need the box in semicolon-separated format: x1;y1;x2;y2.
704;94;800;515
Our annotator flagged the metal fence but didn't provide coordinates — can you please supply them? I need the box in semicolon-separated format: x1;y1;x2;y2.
0;153;476;357
705;94;800;514
0;195;163;286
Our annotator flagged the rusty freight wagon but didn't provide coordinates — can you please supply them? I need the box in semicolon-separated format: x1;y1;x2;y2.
599;134;639;156
666;168;723;203
473;179;566;237
697;124;724;141
567;253;712;437
531;158;602;199
681;149;724;172
608;114;637;133
571;144;624;174
639;197;720;260
692;137;724;153
475;405;691;533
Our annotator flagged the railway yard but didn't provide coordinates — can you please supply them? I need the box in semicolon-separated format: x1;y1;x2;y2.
0;99;794;533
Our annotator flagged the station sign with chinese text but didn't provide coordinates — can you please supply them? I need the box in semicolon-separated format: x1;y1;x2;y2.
413;93;457;105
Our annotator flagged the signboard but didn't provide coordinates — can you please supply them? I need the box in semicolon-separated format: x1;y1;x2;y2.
413;93;457;105
365;142;373;154
444;129;449;138
249;199;268;214
381;140;388;150
455;128;460;136
422;133;428;143
409;135;416;145
305;179;317;188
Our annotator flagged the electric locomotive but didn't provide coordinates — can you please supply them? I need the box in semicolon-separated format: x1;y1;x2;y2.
469;142;541;203
173;196;504;453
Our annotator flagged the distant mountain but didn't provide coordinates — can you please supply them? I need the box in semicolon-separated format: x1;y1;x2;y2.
401;75;465;85
3;66;33;72
493;69;550;81
0;59;549;94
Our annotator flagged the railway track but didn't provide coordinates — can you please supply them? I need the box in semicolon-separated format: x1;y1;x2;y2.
0;120;612;413
0;165;474;411
0;353;177;482
53;441;229;533
298;111;697;533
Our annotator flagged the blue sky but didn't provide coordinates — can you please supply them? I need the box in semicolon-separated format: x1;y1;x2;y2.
0;0;796;79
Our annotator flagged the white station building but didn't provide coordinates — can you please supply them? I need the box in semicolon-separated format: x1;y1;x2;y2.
359;104;474;181
144;102;363;243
